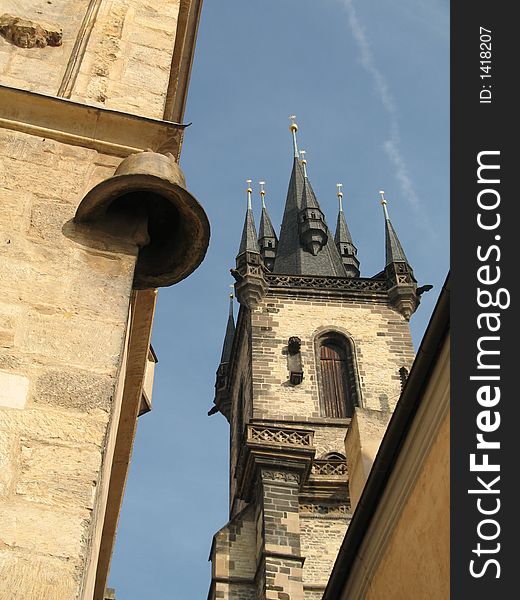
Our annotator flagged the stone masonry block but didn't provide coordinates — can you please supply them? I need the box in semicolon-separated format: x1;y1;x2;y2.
34;368;114;413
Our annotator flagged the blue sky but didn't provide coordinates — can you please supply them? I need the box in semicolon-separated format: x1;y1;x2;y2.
109;0;449;597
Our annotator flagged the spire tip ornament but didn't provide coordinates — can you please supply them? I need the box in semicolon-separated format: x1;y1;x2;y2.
246;179;253;210
289;115;299;157
259;181;266;208
299;150;308;179
337;183;344;212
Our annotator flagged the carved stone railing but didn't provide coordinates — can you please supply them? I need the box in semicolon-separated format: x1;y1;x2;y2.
311;460;348;476
265;273;387;293
247;425;313;447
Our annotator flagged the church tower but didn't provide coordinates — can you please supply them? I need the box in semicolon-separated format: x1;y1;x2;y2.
208;119;420;600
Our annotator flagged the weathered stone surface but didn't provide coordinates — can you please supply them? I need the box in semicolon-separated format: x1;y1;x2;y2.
0;429;15;497
16;441;101;509
0;371;29;409
0;408;108;447
0;501;88;558
34;368;114;412
0;14;62;48
0;551;79;600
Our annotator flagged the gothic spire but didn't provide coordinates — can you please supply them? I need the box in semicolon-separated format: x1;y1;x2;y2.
273;118;346;276
209;289;236;419
334;184;360;278
380;190;411;267
379;191;418;320
233;180;268;308
258;181;278;271
237;180;260;257
220;291;236;364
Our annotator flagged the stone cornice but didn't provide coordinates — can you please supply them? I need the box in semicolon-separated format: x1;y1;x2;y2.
265;273;388;300
0;85;185;158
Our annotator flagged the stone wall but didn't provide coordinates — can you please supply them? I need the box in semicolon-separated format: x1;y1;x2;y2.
0;128;137;598
250;292;414;421
0;0;182;119
300;514;350;586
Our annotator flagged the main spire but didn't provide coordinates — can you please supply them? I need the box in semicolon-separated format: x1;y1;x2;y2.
272;117;346;276
334;183;360;277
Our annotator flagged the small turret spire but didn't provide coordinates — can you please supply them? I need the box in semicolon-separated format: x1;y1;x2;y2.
299;150;308;178
258;181;278;272
209;286;237;419
379;190;409;266
233;179;267;308
334;183;360;277
289;115;299;158
379;190;418;320
237;179;260;256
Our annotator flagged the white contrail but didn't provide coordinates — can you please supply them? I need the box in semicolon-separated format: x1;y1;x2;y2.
341;0;422;214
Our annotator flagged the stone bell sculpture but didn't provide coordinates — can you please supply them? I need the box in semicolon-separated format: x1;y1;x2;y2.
75;151;210;289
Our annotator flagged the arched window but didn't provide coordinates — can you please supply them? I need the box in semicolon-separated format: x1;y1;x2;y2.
317;333;359;418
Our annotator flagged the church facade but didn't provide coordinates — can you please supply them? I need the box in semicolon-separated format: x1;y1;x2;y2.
208;120;424;600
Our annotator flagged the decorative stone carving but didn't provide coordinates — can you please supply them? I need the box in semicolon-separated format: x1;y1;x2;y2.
311;460;348;476
265;273;387;293
261;470;301;484
287;336;303;384
0;14;62;48
299;503;350;515
248;425;313;447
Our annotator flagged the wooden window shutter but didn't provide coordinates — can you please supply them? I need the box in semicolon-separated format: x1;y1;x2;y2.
320;341;353;418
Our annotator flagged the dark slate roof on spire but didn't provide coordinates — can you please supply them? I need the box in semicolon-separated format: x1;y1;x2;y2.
220;298;235;363
259;205;278;241
384;211;410;266
238;206;260;256
335;208;355;246
301;178;321;210
273;158;346;276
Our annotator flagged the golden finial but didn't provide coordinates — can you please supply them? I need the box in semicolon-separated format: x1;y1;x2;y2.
246;179;253;210
289;115;299;157
259;181;266;208
337;183;344;211
299;150;308;178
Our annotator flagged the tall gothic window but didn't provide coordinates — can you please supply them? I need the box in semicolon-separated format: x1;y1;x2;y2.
317;333;359;418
